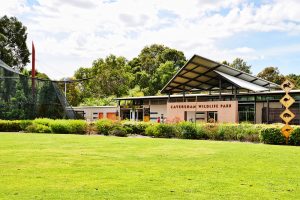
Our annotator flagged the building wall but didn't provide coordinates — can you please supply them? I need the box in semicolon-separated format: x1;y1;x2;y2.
148;104;167;122
72;106;117;121
255;102;282;124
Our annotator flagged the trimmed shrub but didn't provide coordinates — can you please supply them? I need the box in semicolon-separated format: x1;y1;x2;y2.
259;127;286;145
177;121;199;139
49;120;70;134
67;120;87;134
217;124;238;141
20;120;33;130
95;119;114;135
145;123;178;138
25;124;51;133
289;128;300;146
109;124;127;137
33;118;54;126
0;120;21;132
49;120;87;134
202;123;219;140
236;123;261;142
122;121;151;135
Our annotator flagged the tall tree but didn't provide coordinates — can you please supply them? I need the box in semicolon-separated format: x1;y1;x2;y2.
0;15;30;70
230;58;252;74
257;67;285;85
286;74;300;89
129;44;186;95
75;54;134;99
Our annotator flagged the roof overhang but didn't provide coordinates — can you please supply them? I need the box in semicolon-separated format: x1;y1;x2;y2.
161;55;280;94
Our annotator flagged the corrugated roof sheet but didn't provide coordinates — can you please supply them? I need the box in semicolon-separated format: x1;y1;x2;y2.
161;55;279;93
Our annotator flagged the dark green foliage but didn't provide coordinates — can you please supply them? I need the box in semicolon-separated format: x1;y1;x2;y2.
0;120;21;132
122;121;150;135
95;119;114;135
0;64;70;120
0;15;30;70
145;123;178;138
259;128;286;145
49;120;87;134
25;124;51;133
129;44;186;95
19;120;33;130
33;118;54;126
176;121;199;139
289;128;300;146
109;125;127;137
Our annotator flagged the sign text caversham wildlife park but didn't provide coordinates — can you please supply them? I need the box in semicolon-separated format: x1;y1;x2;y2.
170;104;232;109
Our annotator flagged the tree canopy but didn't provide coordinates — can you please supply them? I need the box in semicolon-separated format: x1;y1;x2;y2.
229;58;252;74
75;54;133;99
129;44;186;95
257;67;285;85
0;15;30;71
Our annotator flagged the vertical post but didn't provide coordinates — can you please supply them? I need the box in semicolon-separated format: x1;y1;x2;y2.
31;42;36;97
219;78;222;100
267;99;270;124
64;78;67;105
234;86;237;100
168;92;171;102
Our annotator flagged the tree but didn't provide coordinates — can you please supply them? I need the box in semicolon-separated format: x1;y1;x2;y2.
129;44;186;95
286;74;300;89
230;58;252;74
75;54;134;99
257;67;285;85
0;15;30;70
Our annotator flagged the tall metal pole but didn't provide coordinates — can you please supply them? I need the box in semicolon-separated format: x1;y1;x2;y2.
64;78;67;105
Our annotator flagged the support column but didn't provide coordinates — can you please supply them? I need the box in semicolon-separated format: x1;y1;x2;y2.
267;99;270;124
219;78;222;100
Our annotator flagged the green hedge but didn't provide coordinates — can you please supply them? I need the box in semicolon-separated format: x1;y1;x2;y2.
1;118;300;145
0;120;22;132
259;127;286;145
50;120;87;134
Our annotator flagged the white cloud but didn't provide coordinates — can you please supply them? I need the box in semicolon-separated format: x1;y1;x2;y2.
1;0;300;79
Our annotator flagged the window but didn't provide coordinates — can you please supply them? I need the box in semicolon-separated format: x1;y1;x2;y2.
238;104;255;123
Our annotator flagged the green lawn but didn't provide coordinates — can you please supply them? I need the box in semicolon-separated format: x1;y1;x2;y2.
0;133;300;199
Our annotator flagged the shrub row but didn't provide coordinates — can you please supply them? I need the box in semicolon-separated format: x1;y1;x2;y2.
0;118;300;145
0;119;87;134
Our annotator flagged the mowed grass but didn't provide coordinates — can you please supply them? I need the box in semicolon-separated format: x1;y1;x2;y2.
0;133;300;200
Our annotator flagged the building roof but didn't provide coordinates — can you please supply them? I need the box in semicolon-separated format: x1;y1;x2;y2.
115;90;300;100
160;55;280;93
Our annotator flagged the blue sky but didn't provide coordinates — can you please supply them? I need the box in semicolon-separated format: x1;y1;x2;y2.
1;0;300;79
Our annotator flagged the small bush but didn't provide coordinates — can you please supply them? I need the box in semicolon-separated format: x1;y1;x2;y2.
49;120;70;134
33;118;54;126
236;123;261;142
259;127;286;145
49;120;87;134
25;124;51;133
67;120;87;134
177;121;199;139
122;121;150;135
0;120;21;132
203;123;219;140
289;128;300;146
217;124;238;141
19;120;33;130
145;123;178;138
109;124;127;137
95;119;114;135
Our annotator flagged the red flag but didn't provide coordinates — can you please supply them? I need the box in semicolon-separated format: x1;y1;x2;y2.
32;41;35;78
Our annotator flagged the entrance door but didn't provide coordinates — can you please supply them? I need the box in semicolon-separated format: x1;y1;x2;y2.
207;111;218;123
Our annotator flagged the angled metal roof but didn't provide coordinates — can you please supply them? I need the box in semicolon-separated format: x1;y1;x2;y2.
161;55;280;93
0;59;21;74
